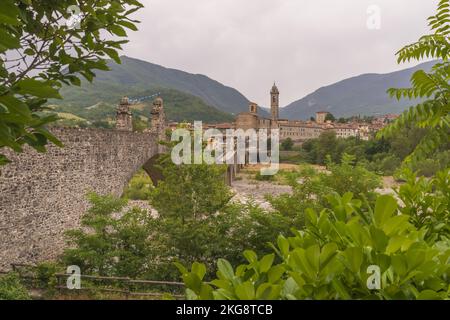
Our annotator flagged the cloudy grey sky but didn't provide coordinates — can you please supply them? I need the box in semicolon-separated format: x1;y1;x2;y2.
122;0;436;107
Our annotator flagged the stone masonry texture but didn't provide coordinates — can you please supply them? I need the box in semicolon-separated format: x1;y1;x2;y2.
0;128;159;270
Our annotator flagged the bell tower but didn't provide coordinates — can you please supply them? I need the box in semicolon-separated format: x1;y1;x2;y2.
270;83;279;121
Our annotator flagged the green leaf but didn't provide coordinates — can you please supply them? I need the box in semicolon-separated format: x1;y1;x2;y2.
235;281;255;300
277;235;290;257
199;283;214;300
0;30;20;51
104;48;121;64
405;249;426;271
417;290;442;300
267;265;285;284
0;94;31;118
182;273;202;293
109;25;127;37
374;195;398;228
382;215;410;236
217;259;234;280
281;277;299;298
305;208;317;225
117;20;138;31
14;79;61;99
331;278;351;300
24;48;34;56
320;243;338;269
34;128;63;148
386;236;407;254
243;250;258;263
173;262;187;275
370;226;389;252
210;279;232;291
305;245;320;274
256;283;281;300
343;247;363;273
259;254;275;273
185;288;198;300
0;0;22;25
192;262;207;280
0;154;12;166
391;255;408;276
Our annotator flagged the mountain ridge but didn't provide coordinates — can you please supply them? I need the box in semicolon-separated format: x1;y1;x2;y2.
56;56;437;122
280;60;437;119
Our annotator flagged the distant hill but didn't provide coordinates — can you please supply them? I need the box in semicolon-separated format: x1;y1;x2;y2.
280;61;437;120
53;86;234;124
53;55;254;123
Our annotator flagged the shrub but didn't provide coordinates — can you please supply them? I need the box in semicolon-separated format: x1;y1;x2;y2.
123;170;153;200
177;193;450;300
0;273;30;300
396;168;450;242
62;194;156;278
322;154;381;199
35;262;59;289
255;172;275;181
379;155;402;176
363;153;402;176
281;138;294;151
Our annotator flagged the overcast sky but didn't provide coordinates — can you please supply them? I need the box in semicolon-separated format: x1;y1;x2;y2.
122;0;436;107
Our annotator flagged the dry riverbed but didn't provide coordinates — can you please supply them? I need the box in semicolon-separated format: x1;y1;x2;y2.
128;165;399;213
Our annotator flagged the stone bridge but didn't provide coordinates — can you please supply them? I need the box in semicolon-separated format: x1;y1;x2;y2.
0;128;165;269
0;96;241;269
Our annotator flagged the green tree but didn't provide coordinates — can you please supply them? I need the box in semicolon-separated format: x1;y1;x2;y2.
62;193;155;278
315;131;338;164
378;0;450;162
388;127;427;159
0;0;143;167
281;137;294;151
150;161;232;223
325;113;336;122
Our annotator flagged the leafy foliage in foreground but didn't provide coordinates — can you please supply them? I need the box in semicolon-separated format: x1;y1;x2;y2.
378;0;450;162
395;168;450;243
178;192;450;300
0;0;143;167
